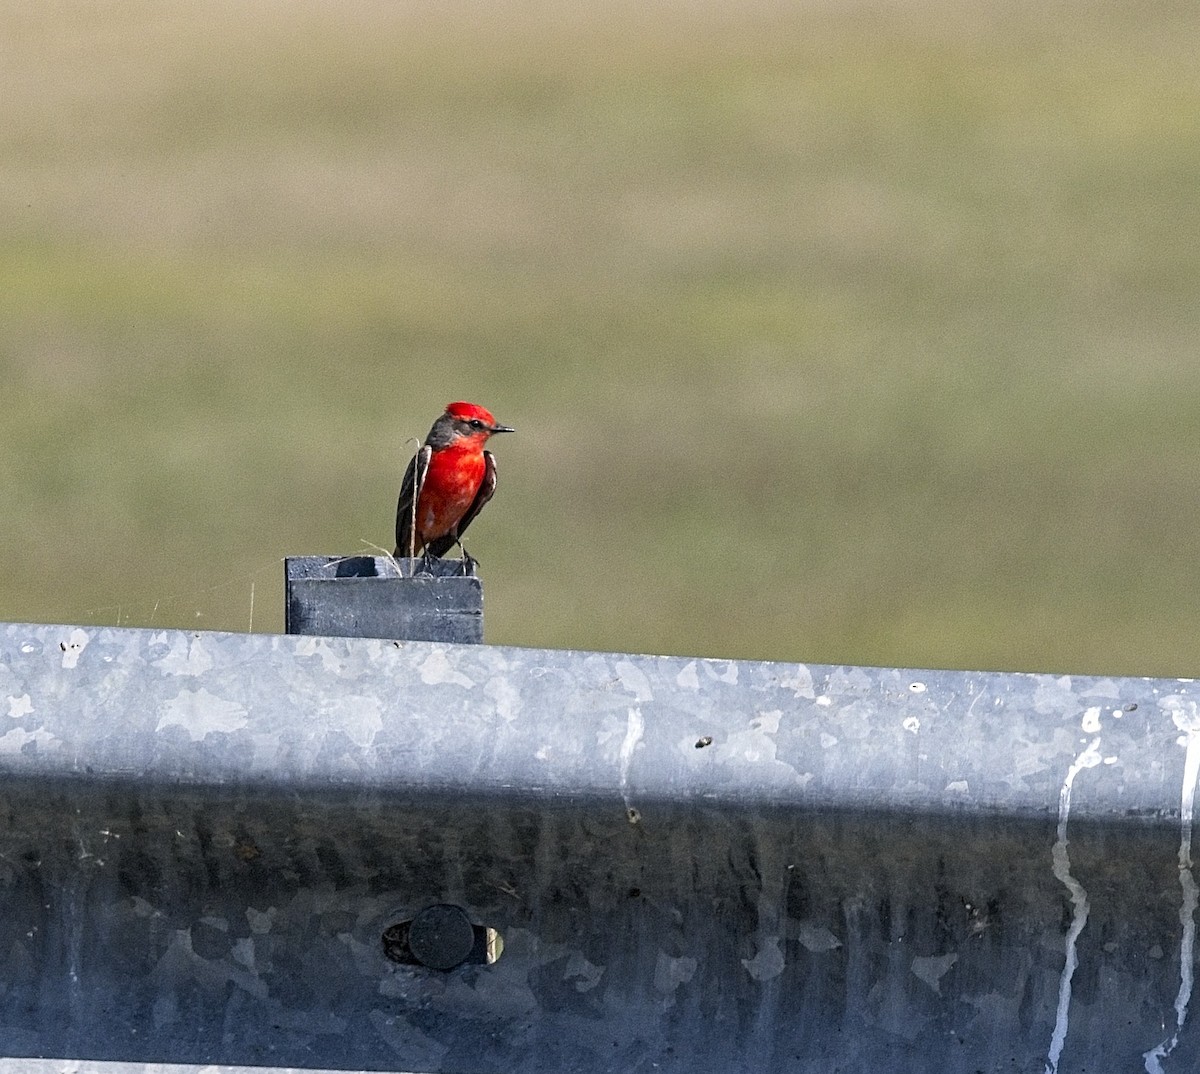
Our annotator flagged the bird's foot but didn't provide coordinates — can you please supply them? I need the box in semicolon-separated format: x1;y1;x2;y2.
457;545;479;577
417;549;437;576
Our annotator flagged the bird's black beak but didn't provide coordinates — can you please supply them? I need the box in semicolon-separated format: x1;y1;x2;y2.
491;423;516;434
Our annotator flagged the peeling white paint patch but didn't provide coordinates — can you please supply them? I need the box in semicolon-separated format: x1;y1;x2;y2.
293;636;346;673
712;661;739;685
654;953;697;993
0;727;57;754
618;708;644;785
418;649;474;688
820;732;838;749
615;659;654;701
902;716;920;735
1143;697;1200;1073
319;694;383;748
742;936;785;981
796;922;841;953
484;675;521;723
156;689;248;741
726;725;779;764
911;953;957;994
752;710;782;734
815;695;832;707
676;661;700;690
59;628;89;669
618;707;644;822
1046;735;1103;1074
563;952;605;992
1163;696;1200;736
1033;675;1074;713
1080;706;1102;733
780;664;815;698
6;694;33;718
909;681;927;694
944;780;970;795
153;634;214;677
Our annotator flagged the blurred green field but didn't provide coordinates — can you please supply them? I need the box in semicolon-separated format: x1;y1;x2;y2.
3;0;1199;675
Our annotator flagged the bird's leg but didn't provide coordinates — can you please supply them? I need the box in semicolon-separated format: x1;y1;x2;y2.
454;539;479;577
418;548;436;576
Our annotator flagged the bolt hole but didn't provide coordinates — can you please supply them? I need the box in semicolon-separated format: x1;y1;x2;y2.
695;735;713;749
381;904;503;970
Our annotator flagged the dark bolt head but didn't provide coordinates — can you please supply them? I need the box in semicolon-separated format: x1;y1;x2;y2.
406;903;477;971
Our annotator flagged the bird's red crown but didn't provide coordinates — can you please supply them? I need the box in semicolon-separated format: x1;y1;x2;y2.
445;401;498;426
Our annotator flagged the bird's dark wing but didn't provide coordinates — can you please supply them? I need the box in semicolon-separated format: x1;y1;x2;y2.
394;445;431;557
426;449;497;558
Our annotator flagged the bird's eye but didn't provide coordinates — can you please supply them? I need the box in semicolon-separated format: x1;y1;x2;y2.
469;419;485;430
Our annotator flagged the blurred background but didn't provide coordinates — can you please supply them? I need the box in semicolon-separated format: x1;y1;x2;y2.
3;0;1198;675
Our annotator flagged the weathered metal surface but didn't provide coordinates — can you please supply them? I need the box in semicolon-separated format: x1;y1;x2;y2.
285;555;483;644
1;620;1199;1073
0;1063;393;1074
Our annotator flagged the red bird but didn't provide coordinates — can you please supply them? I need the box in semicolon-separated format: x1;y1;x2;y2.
394;401;514;567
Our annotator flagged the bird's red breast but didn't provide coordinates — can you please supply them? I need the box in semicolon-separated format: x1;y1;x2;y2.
415;437;489;545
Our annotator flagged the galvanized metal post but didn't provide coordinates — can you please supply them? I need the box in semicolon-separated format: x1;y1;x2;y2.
284;554;484;643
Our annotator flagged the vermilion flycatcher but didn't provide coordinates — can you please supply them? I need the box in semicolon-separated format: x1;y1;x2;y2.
394;401;514;565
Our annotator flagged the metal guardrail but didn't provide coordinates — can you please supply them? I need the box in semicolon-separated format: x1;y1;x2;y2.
2;619;1199;1072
